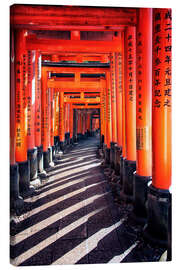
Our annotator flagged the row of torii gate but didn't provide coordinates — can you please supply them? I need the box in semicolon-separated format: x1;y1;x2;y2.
10;5;171;252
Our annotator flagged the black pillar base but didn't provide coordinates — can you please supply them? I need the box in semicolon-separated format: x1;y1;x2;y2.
54;136;60;152
18;160;35;198
27;147;41;187
43;147;55;172
120;159;136;202
110;142;117;169
59;141;65;152
130;173;152;225
105;146;110;165
100;135;104;148
143;184;171;248
43;150;50;169
114;146;122;175
52;145;56;161
65;132;70;145
73;135;78;143
119;155;124;185
10;163;24;212
27;147;38;181
37;145;47;179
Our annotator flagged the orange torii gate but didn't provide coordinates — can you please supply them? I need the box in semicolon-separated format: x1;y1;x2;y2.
41;64;107;165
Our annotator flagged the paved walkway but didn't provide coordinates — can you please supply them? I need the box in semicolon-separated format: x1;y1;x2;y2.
10;135;165;266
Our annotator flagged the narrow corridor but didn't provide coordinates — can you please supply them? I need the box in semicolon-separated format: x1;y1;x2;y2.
10;135;165;265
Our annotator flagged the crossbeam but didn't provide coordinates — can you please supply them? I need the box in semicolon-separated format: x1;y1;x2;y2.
26;36;122;53
10;5;137;30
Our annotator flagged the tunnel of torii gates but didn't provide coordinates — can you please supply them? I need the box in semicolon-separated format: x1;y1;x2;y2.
10;5;172;249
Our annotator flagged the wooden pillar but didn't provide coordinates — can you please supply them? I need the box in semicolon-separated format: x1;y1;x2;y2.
144;8;172;249
121;26;136;200
54;89;60;151
104;71;112;164
41;69;52;168
59;91;65;150
133;8;153;222
10;29;24;208
27;50;39;181
109;53;117;168
14;30;33;195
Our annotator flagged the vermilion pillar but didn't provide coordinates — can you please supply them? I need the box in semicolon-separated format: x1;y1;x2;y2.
110;53;117;169
120;31;126;184
77;110;81;139
34;52;46;177
114;49;123;175
41;69;51;168
115;51;123;149
50;88;54;147
73;109;78;142
54;89;60;151
59;91;65;151
133;8;152;222
87;111;91;137
15;30;32;195
69;103;73;143
144;8;172;248
27;50;40;182
121;26;136;201
10;29;24;209
100;88;105;147
102;87;107;153
49;87;55;164
35;51;41;148
104;71;112;164
66;103;70;144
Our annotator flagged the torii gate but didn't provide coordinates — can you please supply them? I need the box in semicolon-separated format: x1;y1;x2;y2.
40;64;108;158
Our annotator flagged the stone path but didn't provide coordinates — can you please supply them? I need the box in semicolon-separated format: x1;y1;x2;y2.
10;135;165;266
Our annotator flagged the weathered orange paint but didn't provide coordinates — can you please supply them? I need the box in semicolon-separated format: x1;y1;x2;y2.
136;8;152;176
15;30;28;162
110;53;117;143
152;9;172;190
125;26;136;161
